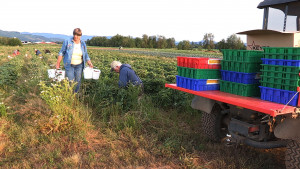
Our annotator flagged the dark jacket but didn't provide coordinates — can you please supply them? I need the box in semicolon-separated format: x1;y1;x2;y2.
119;64;142;87
36;50;41;55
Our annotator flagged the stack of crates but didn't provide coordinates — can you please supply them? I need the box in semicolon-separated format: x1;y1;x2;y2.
176;56;221;91
220;50;263;97
260;47;300;106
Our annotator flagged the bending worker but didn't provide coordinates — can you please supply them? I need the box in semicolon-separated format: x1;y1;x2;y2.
110;61;142;88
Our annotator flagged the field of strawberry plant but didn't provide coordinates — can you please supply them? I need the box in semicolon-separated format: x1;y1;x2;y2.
0;44;284;168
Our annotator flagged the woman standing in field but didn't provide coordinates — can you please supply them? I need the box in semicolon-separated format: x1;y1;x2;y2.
56;28;93;92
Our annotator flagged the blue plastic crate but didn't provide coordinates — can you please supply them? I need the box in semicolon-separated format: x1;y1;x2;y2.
176;76;219;91
262;58;300;67
259;86;299;106
221;70;260;84
261;58;284;65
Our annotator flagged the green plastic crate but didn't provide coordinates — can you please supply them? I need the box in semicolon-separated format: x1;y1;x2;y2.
261;64;284;72
221;60;231;71
177;66;220;79
285;47;300;60
233;61;262;73
222;49;263;62
263;47;285;59
260;70;284;78
260;81;282;89
239;50;263;62
260;75;282;84
220;80;260;97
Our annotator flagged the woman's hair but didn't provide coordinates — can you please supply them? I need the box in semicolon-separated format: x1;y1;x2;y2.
73;28;82;36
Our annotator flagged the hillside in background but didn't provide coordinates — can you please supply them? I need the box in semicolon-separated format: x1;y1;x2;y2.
21;32;97;41
0;30;100;42
0;30;63;42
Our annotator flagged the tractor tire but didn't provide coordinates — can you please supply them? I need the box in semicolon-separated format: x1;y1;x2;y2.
285;140;300;169
201;103;229;142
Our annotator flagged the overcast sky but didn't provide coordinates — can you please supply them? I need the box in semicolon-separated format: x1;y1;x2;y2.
1;0;264;42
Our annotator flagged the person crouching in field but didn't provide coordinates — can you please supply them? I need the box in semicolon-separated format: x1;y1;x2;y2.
56;28;93;93
110;61;143;89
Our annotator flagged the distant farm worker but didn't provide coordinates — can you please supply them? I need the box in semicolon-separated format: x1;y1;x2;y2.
55;28;93;93
12;49;20;56
110;61;143;88
35;49;41;56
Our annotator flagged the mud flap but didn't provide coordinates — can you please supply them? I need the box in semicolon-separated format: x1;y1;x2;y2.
274;117;300;140
191;96;216;114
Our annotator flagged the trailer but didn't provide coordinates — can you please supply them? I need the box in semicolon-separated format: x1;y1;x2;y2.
166;1;300;168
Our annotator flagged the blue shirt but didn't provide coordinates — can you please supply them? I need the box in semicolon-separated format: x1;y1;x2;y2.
58;38;90;71
119;64;142;87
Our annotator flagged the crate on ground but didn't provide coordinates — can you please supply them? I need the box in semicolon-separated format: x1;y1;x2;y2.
220;80;260;97
177;66;221;79
259;86;299;106
176;76;219;91
221;70;260;84
177;56;221;69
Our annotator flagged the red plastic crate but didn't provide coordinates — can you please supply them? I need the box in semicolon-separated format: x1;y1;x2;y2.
177;56;221;69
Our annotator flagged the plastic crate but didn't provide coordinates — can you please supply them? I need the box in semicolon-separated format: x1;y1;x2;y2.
285;47;300;60
221;60;231;71
261;64;284;72
239;50;263;62
220;80;260;97
177;56;221;69
233;61;262;73
259;86;299;106
260;69;284;78
262;47;285;59
176;76;219;91
260;75;282;84
221;49;263;62
177;66;221;79
221;49;238;61
261;58;300;67
221;70;260;84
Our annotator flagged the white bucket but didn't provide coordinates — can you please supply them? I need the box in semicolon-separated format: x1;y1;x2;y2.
48;69;56;78
83;67;93;79
56;70;65;81
47;69;65;81
92;69;101;80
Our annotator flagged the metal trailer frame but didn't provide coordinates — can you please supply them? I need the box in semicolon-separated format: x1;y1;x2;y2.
165;84;299;117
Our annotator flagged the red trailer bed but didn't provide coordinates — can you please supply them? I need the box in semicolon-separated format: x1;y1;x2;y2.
165;84;297;117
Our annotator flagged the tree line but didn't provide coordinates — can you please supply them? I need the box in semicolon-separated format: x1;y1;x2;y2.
0;37;22;46
87;33;246;50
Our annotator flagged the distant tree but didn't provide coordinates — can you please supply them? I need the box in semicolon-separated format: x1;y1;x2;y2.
202;33;215;50
110;34;124;47
122;36;135;48
141;34;148;48
87;36;109;47
0;37;22;46
226;34;246;50
135;37;142;48
216;39;227;50
177;40;191;50
166;38;176;48
157;35;167;49
148;36;157;48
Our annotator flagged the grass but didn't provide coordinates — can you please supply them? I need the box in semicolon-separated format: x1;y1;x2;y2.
0;45;286;168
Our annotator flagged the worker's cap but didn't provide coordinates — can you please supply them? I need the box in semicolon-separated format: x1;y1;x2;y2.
110;61;121;72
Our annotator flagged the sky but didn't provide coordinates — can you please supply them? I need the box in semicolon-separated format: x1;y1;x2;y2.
1;0;265;42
